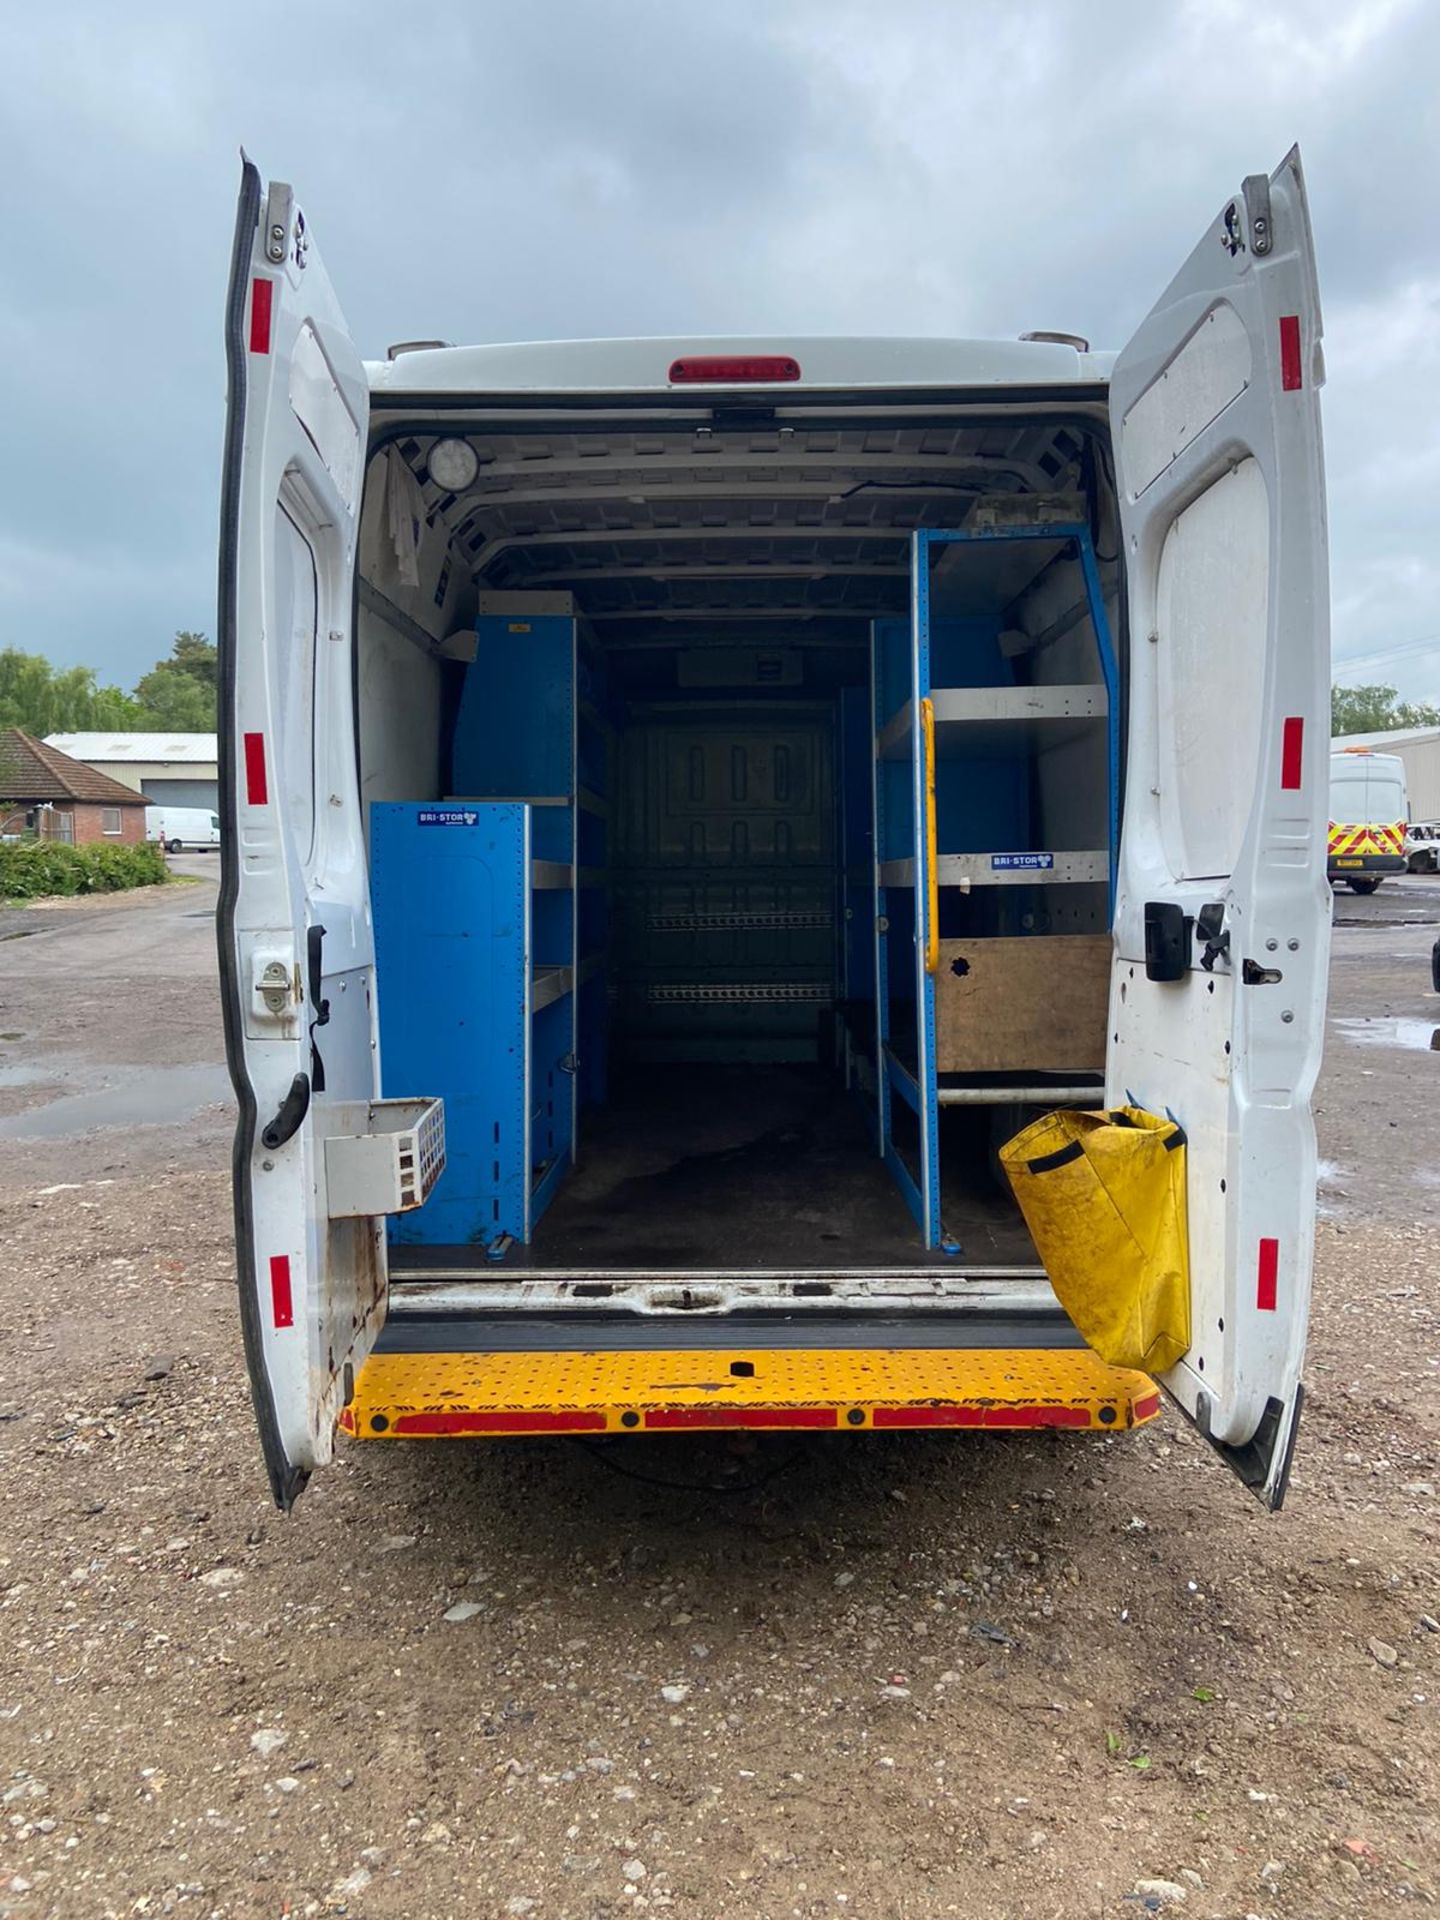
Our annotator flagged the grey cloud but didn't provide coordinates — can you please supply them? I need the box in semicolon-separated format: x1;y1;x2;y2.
0;0;1435;697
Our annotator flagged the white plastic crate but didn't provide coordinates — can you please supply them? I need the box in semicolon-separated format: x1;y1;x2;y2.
322;1097;445;1220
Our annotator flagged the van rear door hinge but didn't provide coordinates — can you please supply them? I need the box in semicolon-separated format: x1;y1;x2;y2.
1241;174;1273;256
262;181;293;266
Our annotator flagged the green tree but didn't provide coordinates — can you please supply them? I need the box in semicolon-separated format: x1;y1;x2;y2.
1332;683;1440;736
134;632;217;730
0;647;142;734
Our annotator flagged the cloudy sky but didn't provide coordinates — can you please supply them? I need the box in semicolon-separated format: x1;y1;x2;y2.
2;0;1437;702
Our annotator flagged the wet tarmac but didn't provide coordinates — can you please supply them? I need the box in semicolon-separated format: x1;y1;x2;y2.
0;1056;232;1139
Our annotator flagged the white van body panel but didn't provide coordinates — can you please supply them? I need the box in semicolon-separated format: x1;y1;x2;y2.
223;150;1329;1511
1107;148;1329;1504
368;335;1118;397
146;805;221;849
218;163;384;1507
1329;750;1408;826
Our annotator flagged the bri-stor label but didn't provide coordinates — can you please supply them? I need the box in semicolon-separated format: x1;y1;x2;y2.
991;852;1055;870
417;808;480;827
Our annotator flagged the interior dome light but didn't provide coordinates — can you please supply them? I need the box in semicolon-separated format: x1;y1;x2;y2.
427;438;478;492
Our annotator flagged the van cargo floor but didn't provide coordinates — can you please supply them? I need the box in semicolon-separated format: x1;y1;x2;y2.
390;1064;1040;1275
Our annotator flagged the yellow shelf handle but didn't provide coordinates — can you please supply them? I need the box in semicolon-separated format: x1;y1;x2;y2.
921;695;939;975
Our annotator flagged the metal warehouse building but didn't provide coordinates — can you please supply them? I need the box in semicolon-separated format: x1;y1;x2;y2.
1334;726;1440;820
43;732;219;813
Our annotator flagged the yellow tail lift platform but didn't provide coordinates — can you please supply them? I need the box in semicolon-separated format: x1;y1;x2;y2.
342;1345;1161;1439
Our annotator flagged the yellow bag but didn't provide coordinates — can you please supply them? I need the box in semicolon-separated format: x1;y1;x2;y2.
999;1106;1190;1375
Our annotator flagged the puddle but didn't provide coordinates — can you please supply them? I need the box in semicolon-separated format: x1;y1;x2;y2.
1315;1158;1350;1220
1330;1016;1440;1053
0;1061;233;1140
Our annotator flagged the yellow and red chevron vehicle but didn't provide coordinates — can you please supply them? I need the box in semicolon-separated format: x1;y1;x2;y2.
1328;748;1408;894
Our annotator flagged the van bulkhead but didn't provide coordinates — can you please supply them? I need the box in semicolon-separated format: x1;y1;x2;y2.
219;150;1330;1514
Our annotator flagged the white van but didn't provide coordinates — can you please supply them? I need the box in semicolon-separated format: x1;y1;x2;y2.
1327;748;1408;892
146;805;222;852
219;150;1330;1514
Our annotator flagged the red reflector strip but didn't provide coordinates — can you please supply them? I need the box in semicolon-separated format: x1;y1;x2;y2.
250;277;274;355
873;1403;1093;1430
1133;1392;1163;1422
1257;1237;1280;1312
668;354;801;384
391;1409;607;1435
269;1254;293;1329
243;731;268;805
644;1406;836;1430
1280;715;1304;790
1279;315;1302;391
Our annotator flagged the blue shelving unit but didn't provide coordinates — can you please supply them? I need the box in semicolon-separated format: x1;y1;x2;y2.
871;525;1119;1249
372;594;610;1252
371;802;576;1248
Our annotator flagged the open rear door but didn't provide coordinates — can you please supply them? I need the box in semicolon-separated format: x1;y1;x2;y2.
1108;148;1329;1507
218;160;380;1506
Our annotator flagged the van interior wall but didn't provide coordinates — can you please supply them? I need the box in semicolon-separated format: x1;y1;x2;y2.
356;454;476;817
354;410;1121;1274
994;546;1112;940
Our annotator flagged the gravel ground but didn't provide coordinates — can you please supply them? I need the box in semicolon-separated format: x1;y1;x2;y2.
0;871;1436;1920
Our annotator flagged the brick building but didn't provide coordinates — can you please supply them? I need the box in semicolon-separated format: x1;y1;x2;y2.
0;729;150;845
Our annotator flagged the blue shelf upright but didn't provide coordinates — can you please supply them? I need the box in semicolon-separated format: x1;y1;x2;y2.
871;525;1120;1250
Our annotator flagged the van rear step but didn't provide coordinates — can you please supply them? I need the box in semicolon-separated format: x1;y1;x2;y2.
341;1346;1160;1439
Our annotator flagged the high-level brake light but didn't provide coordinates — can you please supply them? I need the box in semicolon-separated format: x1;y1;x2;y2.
668;355;802;384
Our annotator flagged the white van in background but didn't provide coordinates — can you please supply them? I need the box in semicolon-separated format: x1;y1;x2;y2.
146;805;221;852
1326;748;1408;892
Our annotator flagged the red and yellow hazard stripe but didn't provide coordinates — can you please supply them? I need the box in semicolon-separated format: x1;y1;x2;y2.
1328;820;1405;859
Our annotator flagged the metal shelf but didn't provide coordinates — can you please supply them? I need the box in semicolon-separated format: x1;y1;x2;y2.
880;850;1108;889
532;861;604;889
531;965;574;1012
532;953;602;1012
878;685;1106;761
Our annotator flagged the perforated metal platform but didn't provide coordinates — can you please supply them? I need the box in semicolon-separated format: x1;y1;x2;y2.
341;1345;1160;1439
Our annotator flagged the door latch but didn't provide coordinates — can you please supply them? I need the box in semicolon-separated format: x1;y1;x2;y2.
1242;958;1283;986
253;950;299;1018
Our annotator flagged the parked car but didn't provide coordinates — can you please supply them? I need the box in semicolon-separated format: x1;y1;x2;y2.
145;805;221;852
1405;821;1440;873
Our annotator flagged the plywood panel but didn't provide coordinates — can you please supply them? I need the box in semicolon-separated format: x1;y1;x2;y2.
935;935;1110;1073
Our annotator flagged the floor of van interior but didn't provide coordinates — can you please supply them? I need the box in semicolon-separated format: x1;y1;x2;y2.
389;1065;1041;1276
